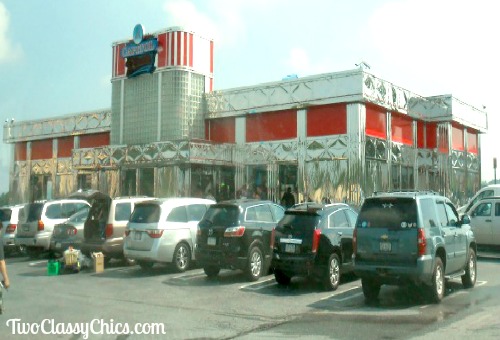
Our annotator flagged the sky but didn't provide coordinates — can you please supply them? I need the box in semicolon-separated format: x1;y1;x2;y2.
0;0;499;194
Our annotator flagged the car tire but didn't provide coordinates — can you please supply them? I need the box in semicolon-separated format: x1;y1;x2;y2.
173;243;191;273
323;253;341;291
203;265;220;278
137;261;154;270
362;278;381;302
461;248;477;289
428;257;445;303
246;246;263;282
274;269;291;286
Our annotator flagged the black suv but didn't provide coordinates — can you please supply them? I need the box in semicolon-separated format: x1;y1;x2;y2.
272;203;358;290
353;191;477;303
195;199;285;281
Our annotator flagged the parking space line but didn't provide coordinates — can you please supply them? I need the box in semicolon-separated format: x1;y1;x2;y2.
319;285;361;301
172;270;206;280
240;277;276;290
29;260;47;266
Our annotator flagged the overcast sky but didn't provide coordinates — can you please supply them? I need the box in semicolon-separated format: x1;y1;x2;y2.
1;0;499;194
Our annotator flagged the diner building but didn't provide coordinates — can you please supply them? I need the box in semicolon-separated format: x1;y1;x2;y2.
2;25;488;206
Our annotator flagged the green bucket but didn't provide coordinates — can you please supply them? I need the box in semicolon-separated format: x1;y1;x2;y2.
47;260;60;276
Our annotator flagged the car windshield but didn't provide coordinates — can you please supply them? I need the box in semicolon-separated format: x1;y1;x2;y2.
357;198;418;229
130;204;161;223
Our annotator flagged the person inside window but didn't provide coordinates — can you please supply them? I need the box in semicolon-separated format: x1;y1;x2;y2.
281;187;295;208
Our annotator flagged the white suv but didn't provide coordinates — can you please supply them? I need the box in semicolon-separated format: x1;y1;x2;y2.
124;197;215;272
15;199;91;258
1;204;26;255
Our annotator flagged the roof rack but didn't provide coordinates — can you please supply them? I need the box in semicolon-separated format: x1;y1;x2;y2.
372;190;439;197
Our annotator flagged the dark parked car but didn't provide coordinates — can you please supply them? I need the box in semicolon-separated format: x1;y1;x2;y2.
353;191;477;303
195;199;285;281
272;203;358;290
50;206;90;255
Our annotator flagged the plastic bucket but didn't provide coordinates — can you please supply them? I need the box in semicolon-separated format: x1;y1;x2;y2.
47;260;60;276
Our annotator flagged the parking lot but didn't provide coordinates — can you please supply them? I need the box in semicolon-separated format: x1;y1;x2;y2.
1;252;499;339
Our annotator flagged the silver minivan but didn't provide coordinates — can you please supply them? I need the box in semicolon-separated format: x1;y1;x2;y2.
124;197;215;271
1;204;26;255
468;196;500;247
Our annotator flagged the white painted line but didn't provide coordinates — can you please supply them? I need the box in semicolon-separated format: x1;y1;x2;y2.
240;277;276;290
172;270;206;280
319;285;361;301
333;292;364;302
29;260;47;266
476;280;487;286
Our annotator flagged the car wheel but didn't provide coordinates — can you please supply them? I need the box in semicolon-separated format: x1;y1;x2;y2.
137;261;154;270
461;248;477;288
246;246;263;282
18;244;27;255
428;257;445;303
323;253;340;291
173;243;191;273
362;278;381;302
203;265;220;278
274;269;291;285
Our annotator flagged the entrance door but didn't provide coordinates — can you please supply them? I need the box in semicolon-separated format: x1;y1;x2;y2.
279;164;297;205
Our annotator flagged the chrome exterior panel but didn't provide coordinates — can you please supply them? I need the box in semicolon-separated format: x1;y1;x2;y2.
3;110;111;143
304;159;349;203
55;174;74;198
157;166;185;198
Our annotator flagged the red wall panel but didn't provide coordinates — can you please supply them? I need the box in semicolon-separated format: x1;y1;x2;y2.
116;43;126;77
157;33;167;68
31;139;53;160
365;104;386;139
58;136;74;158
391;113;413;145
14;142;27;161
80;133;110;149
452;123;464;151
307;104;347;137
207;118;236;143
467;130;478;154
426;123;437;149
417;121;425;148
246;110;297;142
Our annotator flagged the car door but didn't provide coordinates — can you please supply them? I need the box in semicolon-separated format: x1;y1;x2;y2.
444;202;467;268
436;201;459;274
493;202;500;246
469;201;493;245
186;204;210;249
327;209;354;265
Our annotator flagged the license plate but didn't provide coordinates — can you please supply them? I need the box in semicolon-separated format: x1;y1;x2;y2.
56;242;61;249
207;237;216;246
380;241;392;252
24;226;30;232
284;244;296;253
134;232;142;241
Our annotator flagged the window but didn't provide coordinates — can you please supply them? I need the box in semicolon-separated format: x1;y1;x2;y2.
474;202;492;217
420;198;439;228
357;198;417;229
496;203;500;217
436;202;449;227
167;206;188;223
345;209;357;228
270;204;285;222
329;211;349;229
46;204;62;219
254;204;274;222
115;203;132;221
187;204;208;221
130;204;160;223
444;203;458;227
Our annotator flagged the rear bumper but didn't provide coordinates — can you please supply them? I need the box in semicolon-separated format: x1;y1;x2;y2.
124;242;176;263
15;232;51;250
3;234;19;251
353;255;434;286
195;247;249;271
81;237;124;257
272;253;318;277
50;239;82;253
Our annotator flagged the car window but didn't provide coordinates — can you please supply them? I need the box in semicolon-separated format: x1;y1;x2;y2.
420;198;439;228
0;208;12;222
444;203;458;226
254;204;274;222
496;203;500;216
270;204;285;222
436;202;449;227
19;203;44;223
67;206;90;223
329;210;349;229
130;204;160;223
167;206;188;222
61;203;82;218
345;209;357;228
473;202;492;217
115;202;132;221
203;206;239;226
46;204;63;219
187;204;208;221
357;198;417;229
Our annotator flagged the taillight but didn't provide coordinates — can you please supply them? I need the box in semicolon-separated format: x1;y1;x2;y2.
124;229;131;237
353;228;357;255
38;220;44;231
417;228;426;256
146;229;164;238
105;224;113;238
270;227;275;250
67;227;77;236
312;228;321;253
224;226;245;237
6;224;17;234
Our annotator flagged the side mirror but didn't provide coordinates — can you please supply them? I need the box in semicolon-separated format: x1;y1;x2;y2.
461;214;471;225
